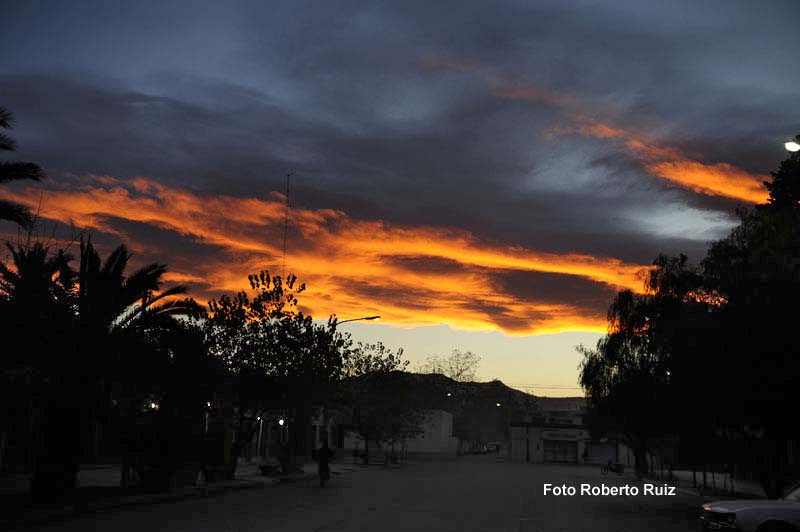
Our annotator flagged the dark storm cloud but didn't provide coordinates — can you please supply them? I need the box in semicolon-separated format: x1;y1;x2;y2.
1;0;798;333
381;255;616;312
493;269;618;319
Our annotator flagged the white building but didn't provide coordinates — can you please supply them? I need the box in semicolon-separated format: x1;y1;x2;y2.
332;409;459;459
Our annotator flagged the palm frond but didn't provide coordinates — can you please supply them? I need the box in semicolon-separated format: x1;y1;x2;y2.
116;295;202;330
147;284;189;302
0;132;16;151
79;238;102;282
101;245;131;280
0;261;21;296
0;107;13;129
148;297;203;317
0;199;33;226
125;263;168;294
0;161;43;183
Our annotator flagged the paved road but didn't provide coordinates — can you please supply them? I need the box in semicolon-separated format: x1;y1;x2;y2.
37;456;704;531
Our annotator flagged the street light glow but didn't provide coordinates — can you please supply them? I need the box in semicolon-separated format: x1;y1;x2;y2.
278;418;285;426
496;402;501;407
785;141;800;152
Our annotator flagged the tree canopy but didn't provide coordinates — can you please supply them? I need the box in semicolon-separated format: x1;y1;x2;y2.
578;142;800;491
416;349;481;382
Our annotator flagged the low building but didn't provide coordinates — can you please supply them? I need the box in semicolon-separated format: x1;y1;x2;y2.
511;422;591;464
510;397;631;465
322;409;458;460
402;409;459;456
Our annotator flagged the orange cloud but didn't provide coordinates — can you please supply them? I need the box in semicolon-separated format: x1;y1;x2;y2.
442;60;771;203
643;160;768;203
491;83;575;108
1;175;650;335
551;117;770;203
427;55;769;203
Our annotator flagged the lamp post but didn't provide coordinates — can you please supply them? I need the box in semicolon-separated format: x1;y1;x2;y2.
319;315;381;448
336;315;381;325
256;417;263;459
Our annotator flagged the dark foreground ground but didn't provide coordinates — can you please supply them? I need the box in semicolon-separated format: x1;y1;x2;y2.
33;455;704;532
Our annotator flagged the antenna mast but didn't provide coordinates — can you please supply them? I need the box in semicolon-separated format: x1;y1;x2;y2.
281;172;292;278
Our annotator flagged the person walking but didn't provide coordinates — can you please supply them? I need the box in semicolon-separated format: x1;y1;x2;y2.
317;440;332;487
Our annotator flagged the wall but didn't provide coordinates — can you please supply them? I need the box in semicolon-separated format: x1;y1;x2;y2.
340;409;458;457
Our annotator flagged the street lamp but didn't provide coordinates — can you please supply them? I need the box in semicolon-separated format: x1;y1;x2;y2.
337;315;381;325
256;416;264;458
302;314;379;459
785;141;800;153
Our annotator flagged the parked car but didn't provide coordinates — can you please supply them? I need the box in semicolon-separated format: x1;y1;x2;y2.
700;483;800;531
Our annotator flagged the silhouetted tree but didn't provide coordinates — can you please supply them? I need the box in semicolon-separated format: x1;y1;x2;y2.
0;240;78;500
204;272;351;477
122;321;220;492
0;232;206;498
578;254;711;476
699;140;800;496
578;142;800;493
75;237;204;488
417;349;481;382
338;342;425;463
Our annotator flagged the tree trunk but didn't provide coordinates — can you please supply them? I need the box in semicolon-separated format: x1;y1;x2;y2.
0;430;6;473
31;405;80;502
759;440;789;499
121;452;132;488
633;446;648;478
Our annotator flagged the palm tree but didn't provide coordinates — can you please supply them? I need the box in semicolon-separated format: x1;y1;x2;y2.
0;241;75;310
77;237;204;486
0;107;43;226
78;237;202;334
0;241;77;501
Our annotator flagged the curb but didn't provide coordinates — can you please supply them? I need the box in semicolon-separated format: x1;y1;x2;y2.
276;473;317;484
4;464;377;529
632;476;765;501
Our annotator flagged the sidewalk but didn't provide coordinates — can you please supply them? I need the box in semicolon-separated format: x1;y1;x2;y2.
0;461;325;530
633;469;766;499
670;469;766;499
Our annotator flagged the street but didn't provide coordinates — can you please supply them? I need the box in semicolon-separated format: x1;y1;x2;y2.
35;456;705;532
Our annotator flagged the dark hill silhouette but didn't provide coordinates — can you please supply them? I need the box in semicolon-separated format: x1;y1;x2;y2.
363;372;541;447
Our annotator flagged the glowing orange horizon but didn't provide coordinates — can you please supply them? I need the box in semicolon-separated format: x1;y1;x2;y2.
1;175;648;335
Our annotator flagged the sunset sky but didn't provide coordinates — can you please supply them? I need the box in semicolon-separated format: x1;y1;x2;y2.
2;1;798;396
